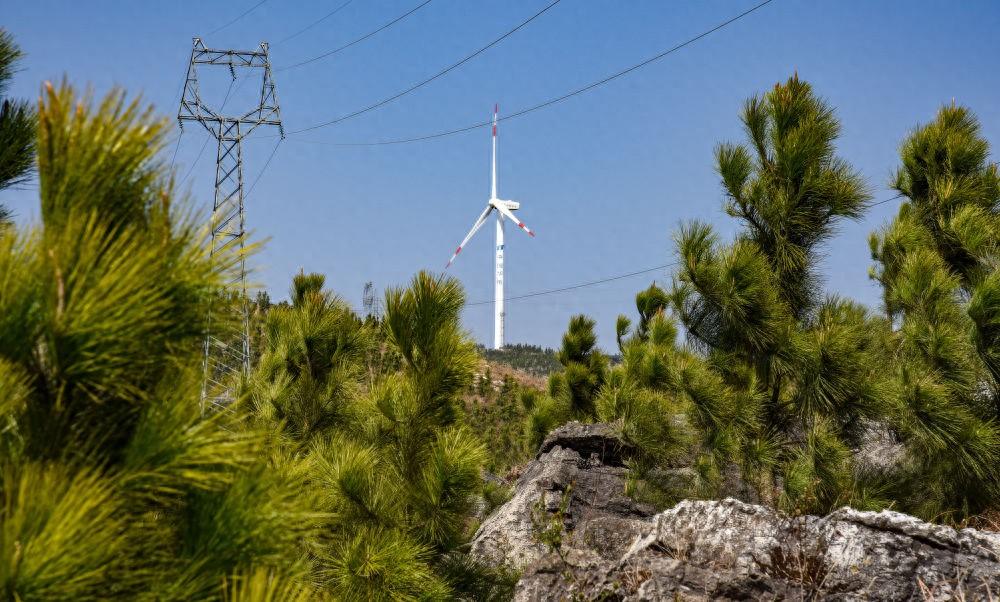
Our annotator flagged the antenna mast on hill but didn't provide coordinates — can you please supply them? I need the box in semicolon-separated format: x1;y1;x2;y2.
177;37;284;409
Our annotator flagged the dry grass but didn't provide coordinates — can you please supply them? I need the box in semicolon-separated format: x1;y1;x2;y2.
916;571;998;601
960;508;1000;533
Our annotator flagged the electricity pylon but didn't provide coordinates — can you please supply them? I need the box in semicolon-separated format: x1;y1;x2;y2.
177;37;283;408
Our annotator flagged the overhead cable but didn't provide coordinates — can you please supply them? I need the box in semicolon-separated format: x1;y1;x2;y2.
871;193;904;206
208;0;268;36
277;0;434;71
466;264;675;306
243;139;283;202
285;0;775;144
287;0;564;133
276;0;354;45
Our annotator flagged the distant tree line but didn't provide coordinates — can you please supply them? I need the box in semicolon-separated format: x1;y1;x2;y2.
479;343;561;377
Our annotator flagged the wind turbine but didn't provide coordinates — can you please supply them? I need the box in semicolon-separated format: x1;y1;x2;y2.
446;104;535;350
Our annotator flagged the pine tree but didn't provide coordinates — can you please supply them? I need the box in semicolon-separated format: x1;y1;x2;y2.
247;270;507;599
312;272;493;599
246;271;368;446
869;104;1000;519
0;30;36;225
526;315;608;448
671;75;884;512
0;82;318;600
601;285;703;505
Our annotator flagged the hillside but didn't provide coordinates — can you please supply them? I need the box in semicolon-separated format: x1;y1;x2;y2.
477;344;562;378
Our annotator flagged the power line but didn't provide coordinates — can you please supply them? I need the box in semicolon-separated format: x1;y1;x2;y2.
178;135;211;186
276;0;354;45
277;0;434;72
871;193;904;206
284;0;775;146
208;0;268;36
287;0;564;134
466;264;675;306
243;139;282;203
462;190;901;307
169;131;183;170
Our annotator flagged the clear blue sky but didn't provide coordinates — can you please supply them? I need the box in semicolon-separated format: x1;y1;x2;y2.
5;0;1000;351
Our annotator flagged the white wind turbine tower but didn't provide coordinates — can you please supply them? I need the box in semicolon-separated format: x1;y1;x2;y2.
447;104;535;349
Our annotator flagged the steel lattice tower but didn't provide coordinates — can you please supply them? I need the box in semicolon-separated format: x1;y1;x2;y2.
177;38;283;408
363;281;380;320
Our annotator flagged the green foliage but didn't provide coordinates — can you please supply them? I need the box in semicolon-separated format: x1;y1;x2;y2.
552;314;608;419
0;75;494;600
601;288;717;506
290;270;325;307
463;375;535;475
883;104;1000;289
4;83;235;464
37;82;174;233
246;272;368;445
0;464;133;600
247;270;490;599
670;75;884;514
0;30;36;223
434;552;519;602
634;283;671;340
384;272;478;426
0;81;315;601
522;315;609;451
525;392;570;451
481;479;514;516
715;74;869;319
223;568;322;602
317;527;450;601
869;104;1000;519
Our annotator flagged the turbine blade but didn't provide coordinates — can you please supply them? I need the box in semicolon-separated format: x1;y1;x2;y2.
491;104;498;199
446;205;494;268
492;202;535;237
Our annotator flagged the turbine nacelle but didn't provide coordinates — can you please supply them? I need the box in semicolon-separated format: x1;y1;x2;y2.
491;199;520;211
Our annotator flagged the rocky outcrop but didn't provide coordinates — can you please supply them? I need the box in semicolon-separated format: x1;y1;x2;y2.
473;421;1000;599
468;422;655;569
515;498;1000;601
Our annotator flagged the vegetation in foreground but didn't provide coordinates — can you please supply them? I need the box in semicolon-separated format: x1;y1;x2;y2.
1;27;999;600
0;32;515;601
0;30;35;225
520;76;1000;520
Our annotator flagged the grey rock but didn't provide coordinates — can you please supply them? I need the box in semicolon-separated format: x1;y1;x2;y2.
537;421;636;466
473;420;1000;599
854;421;907;474
468;422;654;569
515;498;1000;601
